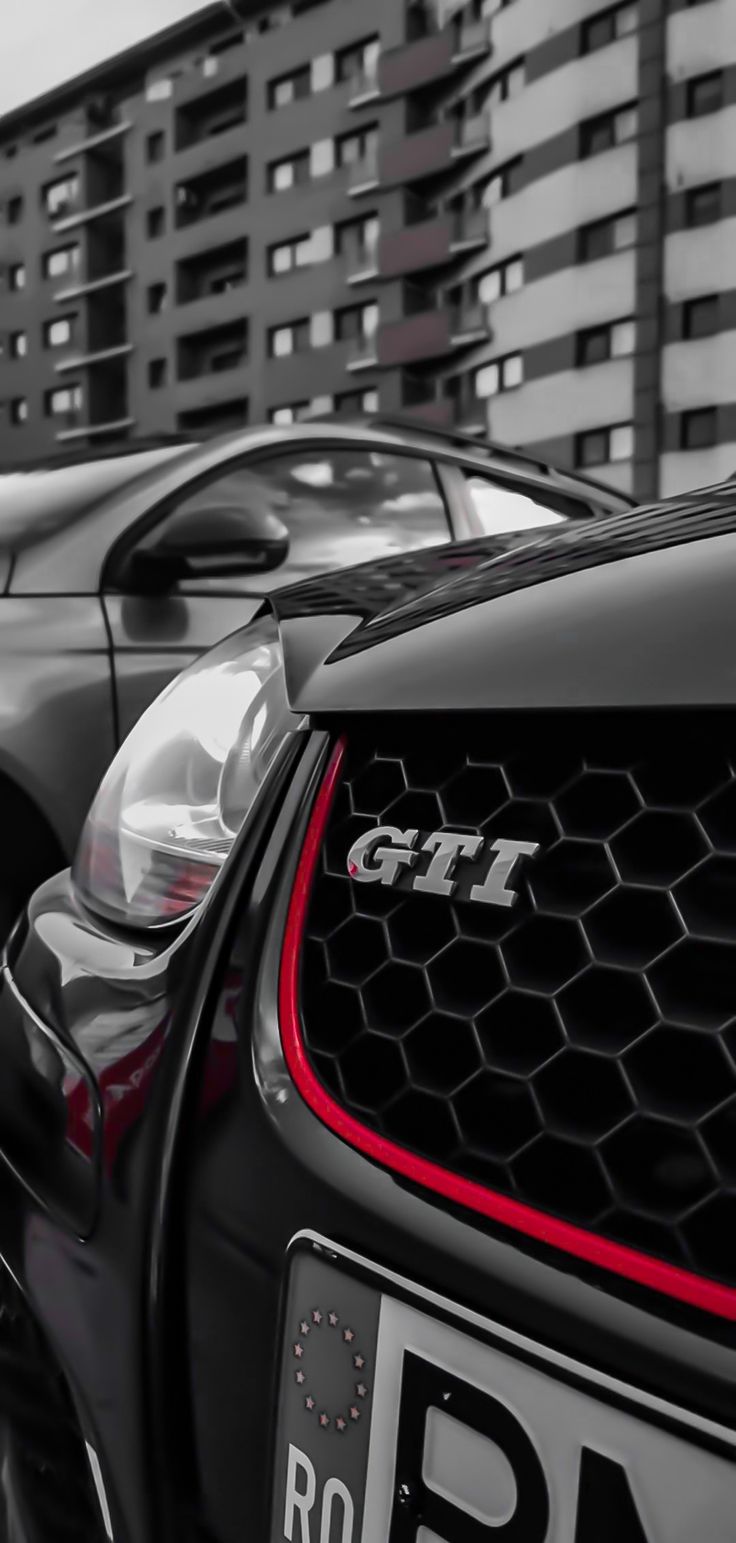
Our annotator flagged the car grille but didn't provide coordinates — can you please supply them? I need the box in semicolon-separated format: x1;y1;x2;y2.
295;714;736;1310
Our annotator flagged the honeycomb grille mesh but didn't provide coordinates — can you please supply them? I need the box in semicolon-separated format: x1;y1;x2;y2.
299;715;736;1291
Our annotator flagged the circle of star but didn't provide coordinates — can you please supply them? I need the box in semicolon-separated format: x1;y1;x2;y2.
291;1305;370;1434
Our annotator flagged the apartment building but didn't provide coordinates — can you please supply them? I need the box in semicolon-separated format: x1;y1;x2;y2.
0;0;734;500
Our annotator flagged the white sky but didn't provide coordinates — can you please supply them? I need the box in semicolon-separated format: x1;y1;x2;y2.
0;0;216;116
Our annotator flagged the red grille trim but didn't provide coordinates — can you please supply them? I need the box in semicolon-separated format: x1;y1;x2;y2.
278;738;736;1322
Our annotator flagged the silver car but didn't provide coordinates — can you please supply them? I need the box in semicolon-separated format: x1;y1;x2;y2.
0;416;632;925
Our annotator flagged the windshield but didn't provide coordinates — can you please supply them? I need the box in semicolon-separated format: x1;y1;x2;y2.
0;446;194;552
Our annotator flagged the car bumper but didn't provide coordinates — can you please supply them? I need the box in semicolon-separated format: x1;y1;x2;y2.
1;733;736;1543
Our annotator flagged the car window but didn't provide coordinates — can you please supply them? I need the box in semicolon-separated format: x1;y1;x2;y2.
462;472;574;538
164;447;451;593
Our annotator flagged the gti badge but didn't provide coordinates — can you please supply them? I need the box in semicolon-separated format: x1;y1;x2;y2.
347;827;540;907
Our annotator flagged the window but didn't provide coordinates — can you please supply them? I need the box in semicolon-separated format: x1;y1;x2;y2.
146;76;173;102
10;332;27;359
578;318;636;364
269;230;331;275
269;404;307;425
147;282;167;315
684;295;718;339
44;316;73;348
9;264;25;291
43;174;79;218
483;58;526;107
685;182;722;228
335;36;379;84
147;206;165;238
680;408;717;449
6;196;23;225
577;423;634;466
154;449;450;594
476;256;523;304
335;388;379;414
267;151;310;192
146;131;165;162
268;319;310;358
475;353;523;398
581;103;638;157
582;3;637;52
43;245;80;279
580;209;637;260
474;159;524;209
268;65;311;109
335;212;379;265
335;301;378;342
336;124;378;168
148;358;168;389
46;384;82;417
463;473;569;537
10;398;27;426
687;71;723;118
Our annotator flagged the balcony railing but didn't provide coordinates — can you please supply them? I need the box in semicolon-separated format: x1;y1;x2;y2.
450;301;489;344
377;301;489;366
346;334;379;372
378;204;486;278
450;205;488;249
54;268;133;302
348;64;381;109
451;113;491;159
453;17;493;63
55;342;133;374
345;239;380;284
51;194;132;233
55;413;135;442
347;148;380;198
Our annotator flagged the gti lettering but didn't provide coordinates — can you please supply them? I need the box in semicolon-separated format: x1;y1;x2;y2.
346;827;539;906
283;1445;354;1543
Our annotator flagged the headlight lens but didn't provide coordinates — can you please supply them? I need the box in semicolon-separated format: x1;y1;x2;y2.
73;615;297;928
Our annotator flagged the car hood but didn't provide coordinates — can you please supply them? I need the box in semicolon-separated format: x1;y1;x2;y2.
271;485;736;713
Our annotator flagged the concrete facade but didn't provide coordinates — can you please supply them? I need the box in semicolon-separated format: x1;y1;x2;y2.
0;0;734;500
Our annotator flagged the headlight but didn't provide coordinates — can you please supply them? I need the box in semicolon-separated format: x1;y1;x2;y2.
73;615;298;929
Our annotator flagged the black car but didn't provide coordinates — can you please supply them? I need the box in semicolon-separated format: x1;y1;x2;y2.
1;480;736;1543
0;418;628;928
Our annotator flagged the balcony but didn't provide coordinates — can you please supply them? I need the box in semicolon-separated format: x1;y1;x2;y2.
177;319;248;381
378;206;486;278
377;12;491;100
175;77;247;151
377;120;455;191
55;342;132;374
346;335;379;373
175;157;248;228
451;113;491;160
54;120;131;164
377;301;488;366
348;148;380;198
176;238;248;304
54;268;133;302
453;17;493;64
51;194;132;234
56;414;135;442
348;64;381;110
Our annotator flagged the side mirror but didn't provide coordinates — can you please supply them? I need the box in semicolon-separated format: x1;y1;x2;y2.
116;504;290;593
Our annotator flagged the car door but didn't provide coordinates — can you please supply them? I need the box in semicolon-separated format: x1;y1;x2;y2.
102;442;453;740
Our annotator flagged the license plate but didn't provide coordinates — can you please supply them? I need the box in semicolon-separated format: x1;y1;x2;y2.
270;1236;736;1543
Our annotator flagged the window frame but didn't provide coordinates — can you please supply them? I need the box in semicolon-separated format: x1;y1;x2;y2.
103;439;458;595
686;70;724;119
680;407;717;450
